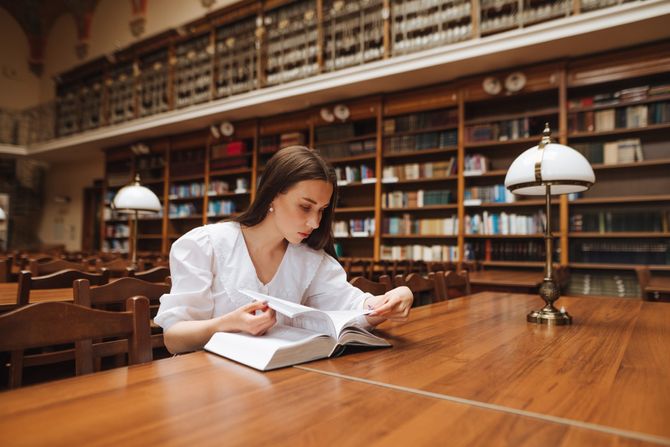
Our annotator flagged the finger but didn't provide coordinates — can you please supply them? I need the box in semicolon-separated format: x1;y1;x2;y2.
242;300;269;313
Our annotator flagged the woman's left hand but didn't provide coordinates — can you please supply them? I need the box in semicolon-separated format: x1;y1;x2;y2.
365;286;413;324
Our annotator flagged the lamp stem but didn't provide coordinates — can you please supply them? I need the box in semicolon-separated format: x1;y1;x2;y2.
131;210;138;270
545;184;553;281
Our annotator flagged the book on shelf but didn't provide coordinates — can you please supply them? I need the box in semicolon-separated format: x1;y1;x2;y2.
204;289;390;371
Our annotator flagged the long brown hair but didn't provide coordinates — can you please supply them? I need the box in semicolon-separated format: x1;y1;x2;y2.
233;146;339;258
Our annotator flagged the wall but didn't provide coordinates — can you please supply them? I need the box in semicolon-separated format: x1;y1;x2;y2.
37;153;104;251
0;9;40;109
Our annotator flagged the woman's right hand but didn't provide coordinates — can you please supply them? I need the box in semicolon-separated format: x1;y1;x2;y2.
223;300;276;336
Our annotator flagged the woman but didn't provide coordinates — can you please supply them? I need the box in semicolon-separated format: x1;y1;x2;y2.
155;145;413;354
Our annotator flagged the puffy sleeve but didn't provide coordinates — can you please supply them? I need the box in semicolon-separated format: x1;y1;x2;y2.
303;254;375;311
154;226;215;331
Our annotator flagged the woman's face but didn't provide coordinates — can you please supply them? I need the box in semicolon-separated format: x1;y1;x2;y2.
271;179;333;244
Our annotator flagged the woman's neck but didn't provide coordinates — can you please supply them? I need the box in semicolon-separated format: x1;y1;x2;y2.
240;218;286;255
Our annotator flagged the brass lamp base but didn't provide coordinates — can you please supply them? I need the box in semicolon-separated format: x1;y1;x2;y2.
527;279;572;325
527;307;572;325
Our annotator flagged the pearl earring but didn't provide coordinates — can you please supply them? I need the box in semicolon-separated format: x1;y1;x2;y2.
269;206;274;212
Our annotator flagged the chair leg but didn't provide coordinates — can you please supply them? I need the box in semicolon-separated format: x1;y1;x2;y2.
9;350;23;389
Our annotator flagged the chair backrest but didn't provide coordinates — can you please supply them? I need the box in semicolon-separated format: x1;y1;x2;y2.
395;272;446;305
74;277;170;308
350;275;392;296
443;270;471;299
29;259;87;276
0;256;12;283
126;266;171;283
96;258;133;277
17;269;111;306
0;296;152;385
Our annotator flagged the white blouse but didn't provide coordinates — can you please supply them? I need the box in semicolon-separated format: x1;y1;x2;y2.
154;221;374;331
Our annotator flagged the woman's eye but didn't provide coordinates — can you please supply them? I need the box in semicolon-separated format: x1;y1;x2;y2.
300;205;310;212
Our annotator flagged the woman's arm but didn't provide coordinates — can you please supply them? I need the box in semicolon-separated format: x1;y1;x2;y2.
164;301;276;354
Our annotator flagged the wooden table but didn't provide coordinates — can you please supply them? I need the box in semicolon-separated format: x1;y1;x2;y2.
469;270;544;293
0;282;73;312
0;292;668;446
645;276;670;294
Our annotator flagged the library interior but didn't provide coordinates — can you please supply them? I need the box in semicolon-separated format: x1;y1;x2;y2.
0;0;669;445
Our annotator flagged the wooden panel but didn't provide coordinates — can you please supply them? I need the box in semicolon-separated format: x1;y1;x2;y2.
208;0;261;27
383;84;459;117
103;146;133;161
259;110;312;135
0;351;662;446
568;40;670;87
169;130;209;151
306;292;670;439
229;119;258;139
461;62;563;102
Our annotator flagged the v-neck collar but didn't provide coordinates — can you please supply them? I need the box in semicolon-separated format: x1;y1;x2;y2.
237;222;291;287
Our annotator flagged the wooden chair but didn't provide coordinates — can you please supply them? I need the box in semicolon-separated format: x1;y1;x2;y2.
0;297;152;388
96;258;133;278
126;266;170;283
17;269;111;307
443;270;472;299
74;277;170;357
350;275;393;295
395;272;447;306
0;256;13;282
28;258;86;276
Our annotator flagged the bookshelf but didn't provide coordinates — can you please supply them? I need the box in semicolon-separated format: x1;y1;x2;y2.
313;98;379;258
102;148;133;253
134;142;168;254
565;43;670;282
214;14;258;98
173;33;213;108
96;40;670;297
206;120;256;225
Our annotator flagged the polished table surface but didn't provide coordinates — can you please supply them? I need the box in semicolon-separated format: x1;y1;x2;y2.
304;292;670;443
468;270;544;288
0;351;665;446
0;282;72;312
0;292;668;446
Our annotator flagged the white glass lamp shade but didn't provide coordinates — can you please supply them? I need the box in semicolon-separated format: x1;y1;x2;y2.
112;175;161;214
0;206;5;221
505;128;595;196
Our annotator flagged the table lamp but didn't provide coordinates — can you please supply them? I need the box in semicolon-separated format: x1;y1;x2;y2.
112;174;161;269
504;124;595;324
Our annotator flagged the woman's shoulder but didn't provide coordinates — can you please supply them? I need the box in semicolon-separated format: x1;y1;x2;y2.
173;221;239;249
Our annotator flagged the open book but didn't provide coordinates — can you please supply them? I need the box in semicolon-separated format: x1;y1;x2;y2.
204;289;390;371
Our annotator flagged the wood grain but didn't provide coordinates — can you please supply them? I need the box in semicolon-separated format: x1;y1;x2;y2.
0;351;663;446
0;283;72;312
306;292;670;439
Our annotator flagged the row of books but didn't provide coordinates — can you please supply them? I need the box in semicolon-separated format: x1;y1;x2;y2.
464;185;515;204
210;140;249;159
209;178;249;195
334;218;375;237
104;224;130;238
136;155;164;170
380;244;459;262
382;189;452;208
566;272;640;298
465;211;546;235
384;130;458;153
570;240;670;265
569;102;670;133
169;203;199;218
335;164;376;184
259;132;306;154
572;138;643;165
382;215;459;236
169;182;205;199
315;120;376;142
463;154;489;175
570;211;669;233
465;117;551;143
568;83;670;109
316;139;376;159
381;158;457;181
207;200;236;217
102;239;129;253
465;240;553;262
382;109;457;134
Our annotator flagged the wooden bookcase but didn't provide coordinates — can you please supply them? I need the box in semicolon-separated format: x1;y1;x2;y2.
100;40;670;297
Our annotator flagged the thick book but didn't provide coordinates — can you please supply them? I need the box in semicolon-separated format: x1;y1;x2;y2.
204;289;390;371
